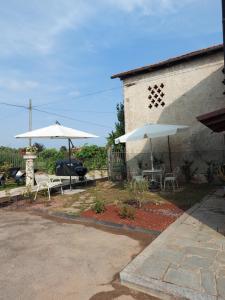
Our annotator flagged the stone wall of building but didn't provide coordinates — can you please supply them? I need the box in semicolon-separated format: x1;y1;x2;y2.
122;52;225;175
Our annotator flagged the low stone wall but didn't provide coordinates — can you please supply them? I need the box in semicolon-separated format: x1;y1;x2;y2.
88;169;108;179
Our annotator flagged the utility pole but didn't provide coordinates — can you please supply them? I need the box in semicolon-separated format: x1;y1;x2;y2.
29;99;32;146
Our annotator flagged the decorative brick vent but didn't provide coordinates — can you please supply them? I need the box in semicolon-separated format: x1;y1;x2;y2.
148;83;165;109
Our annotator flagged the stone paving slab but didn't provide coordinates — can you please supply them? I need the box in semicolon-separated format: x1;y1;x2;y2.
120;190;225;300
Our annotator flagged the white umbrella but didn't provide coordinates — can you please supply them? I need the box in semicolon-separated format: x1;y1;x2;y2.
15;124;98;139
15;123;98;189
115;123;188;170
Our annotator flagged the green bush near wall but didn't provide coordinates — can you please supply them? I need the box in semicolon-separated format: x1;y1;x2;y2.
0;145;107;175
74;144;107;170
37;148;66;174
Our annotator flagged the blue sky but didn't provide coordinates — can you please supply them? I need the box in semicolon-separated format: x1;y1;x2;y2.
0;0;222;148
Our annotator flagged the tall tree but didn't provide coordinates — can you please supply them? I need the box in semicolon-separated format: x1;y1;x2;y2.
107;103;125;150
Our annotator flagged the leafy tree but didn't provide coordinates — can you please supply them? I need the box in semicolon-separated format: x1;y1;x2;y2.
33;143;45;153
0;146;19;154
74;144;107;169
107;103;125;150
60;146;67;152
38;148;65;174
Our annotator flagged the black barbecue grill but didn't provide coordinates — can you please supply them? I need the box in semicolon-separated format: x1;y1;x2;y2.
55;159;87;179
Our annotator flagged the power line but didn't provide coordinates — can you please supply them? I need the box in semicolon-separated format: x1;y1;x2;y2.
0;101;115;115
47;108;115;114
34;86;121;108
33;107;112;129
0;102;28;109
0;100;114;129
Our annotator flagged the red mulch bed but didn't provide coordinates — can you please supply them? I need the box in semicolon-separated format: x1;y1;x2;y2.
81;202;184;232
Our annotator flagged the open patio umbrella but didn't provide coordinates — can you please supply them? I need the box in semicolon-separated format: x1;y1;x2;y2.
115;123;188;171
15;123;98;189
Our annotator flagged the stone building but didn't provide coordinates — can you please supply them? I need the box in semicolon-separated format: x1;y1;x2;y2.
111;44;225;177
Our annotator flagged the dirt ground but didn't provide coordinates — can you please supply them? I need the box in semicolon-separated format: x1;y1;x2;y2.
2;180;214;235
0;209;157;300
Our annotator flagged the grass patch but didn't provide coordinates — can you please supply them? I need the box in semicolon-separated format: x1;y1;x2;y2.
119;204;135;219
80;181;216;211
35;181;217;214
0;182;23;191
92;199;106;214
62;197;78;208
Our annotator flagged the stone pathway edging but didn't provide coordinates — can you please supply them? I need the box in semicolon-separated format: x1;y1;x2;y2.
120;194;208;276
31;208;162;237
122;273;216;300
120;191;225;300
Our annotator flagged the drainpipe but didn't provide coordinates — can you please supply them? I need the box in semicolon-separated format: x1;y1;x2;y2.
222;0;225;74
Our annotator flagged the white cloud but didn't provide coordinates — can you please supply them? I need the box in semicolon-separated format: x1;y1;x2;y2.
0;0;95;56
68;90;80;97
106;0;195;15
0;78;39;91
0;0;203;57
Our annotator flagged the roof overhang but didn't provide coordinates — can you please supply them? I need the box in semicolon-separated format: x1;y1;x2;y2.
111;44;223;80
197;107;225;132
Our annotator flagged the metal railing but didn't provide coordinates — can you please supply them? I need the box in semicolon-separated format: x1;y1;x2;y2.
0;152;25;169
108;149;225;181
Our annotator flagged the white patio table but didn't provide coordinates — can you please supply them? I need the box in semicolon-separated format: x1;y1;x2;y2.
142;169;163;190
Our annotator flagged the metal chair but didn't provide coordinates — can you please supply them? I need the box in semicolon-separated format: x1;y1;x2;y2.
34;174;63;201
164;167;180;191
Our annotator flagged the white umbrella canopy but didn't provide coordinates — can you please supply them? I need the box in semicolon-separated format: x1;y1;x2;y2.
15;123;99;190
15;124;98;139
115;123;188;171
115;124;188;144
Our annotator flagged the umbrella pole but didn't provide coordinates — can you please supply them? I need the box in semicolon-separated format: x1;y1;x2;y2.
150;138;154;170
68;138;72;190
168;136;172;172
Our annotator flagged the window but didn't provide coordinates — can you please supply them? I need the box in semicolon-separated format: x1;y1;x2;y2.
148;83;165;110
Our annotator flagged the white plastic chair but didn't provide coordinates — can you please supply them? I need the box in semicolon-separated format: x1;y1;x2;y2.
164;167;180;191
34;174;63;201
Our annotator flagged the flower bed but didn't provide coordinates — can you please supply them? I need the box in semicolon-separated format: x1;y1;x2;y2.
81;202;183;232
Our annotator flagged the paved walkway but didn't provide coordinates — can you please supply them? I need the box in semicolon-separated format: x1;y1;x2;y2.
120;189;225;300
0;175;107;203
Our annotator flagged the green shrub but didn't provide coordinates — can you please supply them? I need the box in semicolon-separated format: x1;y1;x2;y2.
74;144;107;170
0;162;13;179
37;148;66;174
119;204;135;220
92;199;106;214
125;179;149;208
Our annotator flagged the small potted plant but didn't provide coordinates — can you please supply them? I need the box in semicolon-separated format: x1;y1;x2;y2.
26;145;38;155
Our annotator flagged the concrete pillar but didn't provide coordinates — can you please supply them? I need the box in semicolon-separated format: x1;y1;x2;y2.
23;153;37;187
